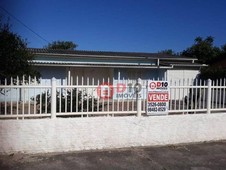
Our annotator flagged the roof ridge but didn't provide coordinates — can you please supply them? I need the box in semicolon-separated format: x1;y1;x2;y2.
27;48;196;60
27;47;159;55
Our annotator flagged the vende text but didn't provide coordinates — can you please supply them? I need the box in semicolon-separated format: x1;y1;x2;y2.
148;92;169;102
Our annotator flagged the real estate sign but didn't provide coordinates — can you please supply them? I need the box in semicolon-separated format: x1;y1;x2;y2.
147;81;169;115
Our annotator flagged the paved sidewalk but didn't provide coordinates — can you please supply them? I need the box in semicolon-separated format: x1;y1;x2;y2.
1;141;226;170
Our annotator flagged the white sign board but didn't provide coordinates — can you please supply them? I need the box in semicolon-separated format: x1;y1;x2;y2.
147;81;169;115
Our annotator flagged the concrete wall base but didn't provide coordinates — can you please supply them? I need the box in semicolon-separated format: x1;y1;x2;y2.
1;113;226;154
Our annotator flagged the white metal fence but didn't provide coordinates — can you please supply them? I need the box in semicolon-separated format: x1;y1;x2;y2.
0;76;226;119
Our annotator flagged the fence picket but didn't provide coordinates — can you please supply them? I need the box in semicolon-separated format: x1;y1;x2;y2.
223;79;226;109
1;76;226;119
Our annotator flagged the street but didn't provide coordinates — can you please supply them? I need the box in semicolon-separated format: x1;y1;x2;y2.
1;141;226;170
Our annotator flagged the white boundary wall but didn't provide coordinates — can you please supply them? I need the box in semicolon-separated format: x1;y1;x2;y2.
1;113;226;154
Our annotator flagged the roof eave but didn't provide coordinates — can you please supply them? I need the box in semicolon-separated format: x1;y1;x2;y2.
32;63;173;69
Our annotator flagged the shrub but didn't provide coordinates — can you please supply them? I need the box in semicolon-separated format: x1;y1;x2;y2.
31;88;99;113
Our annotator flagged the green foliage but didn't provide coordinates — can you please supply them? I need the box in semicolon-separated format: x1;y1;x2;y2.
182;36;221;64
158;49;177;56
32;88;99;114
45;40;78;50
200;67;226;81
182;36;226;79
0;19;40;84
32;90;52;113
222;44;226;52
212;44;226;65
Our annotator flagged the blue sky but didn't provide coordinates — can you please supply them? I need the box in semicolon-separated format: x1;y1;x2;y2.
1;0;226;53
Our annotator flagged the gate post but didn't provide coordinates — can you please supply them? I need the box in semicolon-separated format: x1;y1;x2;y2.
51;77;57;119
207;79;212;114
136;78;142;117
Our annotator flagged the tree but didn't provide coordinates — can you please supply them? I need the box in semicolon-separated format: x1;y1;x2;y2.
45;40;78;50
214;44;226;64
158;49;177;55
0;20;40;85
182;36;221;64
200;67;226;81
199;44;226;80
182;36;226;80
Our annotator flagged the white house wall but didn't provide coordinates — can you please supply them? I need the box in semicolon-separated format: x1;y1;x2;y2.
70;67;114;85
114;68;166;81
167;69;200;82
167;69;200;100
0;67;199;102
37;66;67;85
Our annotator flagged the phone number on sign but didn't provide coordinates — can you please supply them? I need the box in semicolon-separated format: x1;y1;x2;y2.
147;107;166;112
148;102;166;107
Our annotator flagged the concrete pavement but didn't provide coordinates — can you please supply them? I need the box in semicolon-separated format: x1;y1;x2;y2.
1;141;226;170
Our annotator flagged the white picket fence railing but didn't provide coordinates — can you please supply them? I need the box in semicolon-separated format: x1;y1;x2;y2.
0;76;226;119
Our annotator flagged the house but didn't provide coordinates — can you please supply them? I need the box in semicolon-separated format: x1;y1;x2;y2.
29;48;205;85
0;48;206;102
